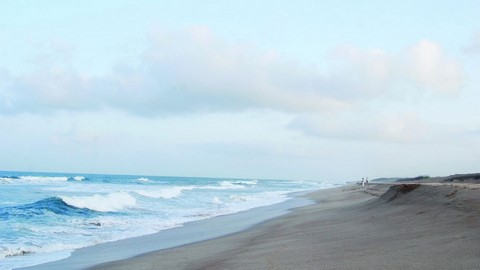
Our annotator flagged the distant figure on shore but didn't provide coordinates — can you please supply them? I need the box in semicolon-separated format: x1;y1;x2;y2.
361;177;365;188
366;177;369;185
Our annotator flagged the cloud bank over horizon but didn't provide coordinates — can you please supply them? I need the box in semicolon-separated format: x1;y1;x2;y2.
1;27;470;148
0;27;464;117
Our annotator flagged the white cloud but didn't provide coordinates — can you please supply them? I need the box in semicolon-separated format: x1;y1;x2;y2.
288;40;465;143
330;40;464;98
0;28;465;121
1;27;352;115
405;40;464;95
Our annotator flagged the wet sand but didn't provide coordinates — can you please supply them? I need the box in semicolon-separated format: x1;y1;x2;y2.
90;179;480;270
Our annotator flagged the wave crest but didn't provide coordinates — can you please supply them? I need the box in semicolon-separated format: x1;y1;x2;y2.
137;177;151;183
233;180;258;185
0;175;87;184
216;181;247;189
69;176;86;181
0;197;94;220
60;192;136;212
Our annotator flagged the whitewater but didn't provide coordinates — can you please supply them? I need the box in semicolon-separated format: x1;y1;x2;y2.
0;171;334;270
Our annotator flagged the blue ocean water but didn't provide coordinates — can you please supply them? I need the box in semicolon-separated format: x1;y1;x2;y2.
0;171;334;270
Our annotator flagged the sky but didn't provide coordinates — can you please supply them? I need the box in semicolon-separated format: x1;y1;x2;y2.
1;0;479;182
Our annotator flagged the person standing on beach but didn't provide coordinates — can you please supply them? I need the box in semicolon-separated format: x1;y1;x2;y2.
362;177;365;188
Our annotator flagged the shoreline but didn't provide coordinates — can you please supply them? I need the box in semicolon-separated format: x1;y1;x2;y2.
17;190;318;270
18;176;480;270
90;180;480;270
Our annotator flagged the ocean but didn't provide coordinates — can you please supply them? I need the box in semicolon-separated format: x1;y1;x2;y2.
0;171;335;270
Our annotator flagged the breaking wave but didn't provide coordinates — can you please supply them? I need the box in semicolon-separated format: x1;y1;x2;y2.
69;176;85;181
0;175;87;184
136;177;151;183
60;192;136;212
0;197;94;221
233;180;258;185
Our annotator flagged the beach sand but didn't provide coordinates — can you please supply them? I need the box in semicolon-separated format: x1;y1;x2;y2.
90;179;480;270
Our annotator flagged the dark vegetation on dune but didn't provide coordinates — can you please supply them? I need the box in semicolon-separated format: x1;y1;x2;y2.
398;173;480;183
442;173;480;183
399;175;430;181
380;184;421;203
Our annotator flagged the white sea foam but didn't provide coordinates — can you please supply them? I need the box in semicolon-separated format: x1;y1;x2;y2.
71;176;85;181
91;216;181;236
135;186;193;199
60;192;137;212
186;192;290;220
2;244;76;259
208;181;247;189
137;177;150;183
0;175;87;185
0;247;71;270
45;183;136;194
22;176;69;182
0;177;15;184
233;180;258;185
3;176;70;184
225;191;289;213
0;217;179;269
211;196;223;205
229;195;248;202
135;182;249;199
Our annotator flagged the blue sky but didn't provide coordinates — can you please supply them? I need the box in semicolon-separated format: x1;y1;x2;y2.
1;1;479;181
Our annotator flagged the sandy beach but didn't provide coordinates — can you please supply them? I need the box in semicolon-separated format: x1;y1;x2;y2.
88;175;480;270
